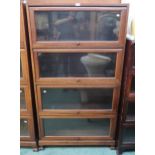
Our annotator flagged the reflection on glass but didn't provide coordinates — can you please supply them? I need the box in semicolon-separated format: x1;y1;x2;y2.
38;53;116;77
126;102;135;121
122;127;135;143
20;59;23;78
43;118;110;136
35;11;120;41
20;88;26;109
131;76;135;92
41;88;113;109
20;119;29;136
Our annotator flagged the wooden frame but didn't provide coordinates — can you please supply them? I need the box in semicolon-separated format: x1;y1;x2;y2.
34;84;121;146
39;139;115;146
20;48;37;148
20;85;33;115
31;49;124;85
34;84;120;146
35;85;120;115
20;116;35;141
116;39;135;154
20;1;37;149
27;0;122;6
26;0;129;148
116;124;135;155
20;2;26;49
27;6;128;49
21;1;29;50
37;115;116;146
20;49;29;84
128;73;135;99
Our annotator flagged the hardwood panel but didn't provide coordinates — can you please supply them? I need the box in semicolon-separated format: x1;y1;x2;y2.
28;0;121;6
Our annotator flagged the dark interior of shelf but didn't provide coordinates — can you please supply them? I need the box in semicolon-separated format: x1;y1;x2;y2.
41;88;113;110
122;127;135;144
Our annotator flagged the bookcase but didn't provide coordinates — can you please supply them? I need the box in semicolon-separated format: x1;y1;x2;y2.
117;38;135;154
20;0;37;150
26;0;129;147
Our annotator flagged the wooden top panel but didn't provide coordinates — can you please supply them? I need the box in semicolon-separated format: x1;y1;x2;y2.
27;0;122;6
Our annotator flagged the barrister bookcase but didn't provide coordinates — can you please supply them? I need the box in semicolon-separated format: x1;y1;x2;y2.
116;38;135;154
20;0;37;149
26;0;129;147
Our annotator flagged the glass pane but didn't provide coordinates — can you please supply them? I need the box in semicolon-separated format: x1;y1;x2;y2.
20;88;26;109
35;11;121;41
43;118;110;136
20;59;23;78
38;53;116;77
20;119;29;136
131;76;135;92
126;102;135;121
41;88;113;109
122;127;135;143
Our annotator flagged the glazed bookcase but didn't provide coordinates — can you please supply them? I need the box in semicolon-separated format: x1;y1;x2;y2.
117;38;135;154
20;0;37;149
26;0;129;147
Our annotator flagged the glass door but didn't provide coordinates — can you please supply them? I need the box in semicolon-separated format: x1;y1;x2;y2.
33;49;123;84
20;118;30;137
20;86;32;114
36;86;120;115
29;6;128;48
43;118;110;136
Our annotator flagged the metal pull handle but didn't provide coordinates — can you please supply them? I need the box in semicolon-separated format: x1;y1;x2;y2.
24;120;28;123
116;14;120;17
43;90;47;94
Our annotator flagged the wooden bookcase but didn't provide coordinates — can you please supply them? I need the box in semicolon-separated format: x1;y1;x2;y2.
20;0;37;150
116;38;135;154
26;0;129;147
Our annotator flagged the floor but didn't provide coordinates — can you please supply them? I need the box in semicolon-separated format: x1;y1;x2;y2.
20;147;135;155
